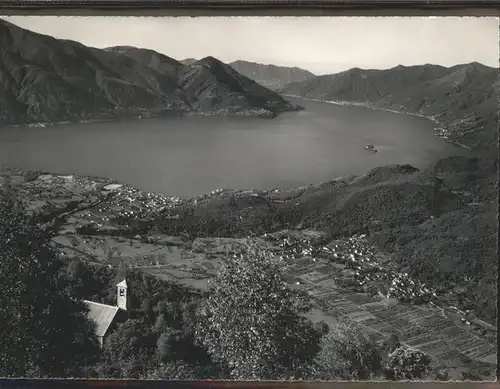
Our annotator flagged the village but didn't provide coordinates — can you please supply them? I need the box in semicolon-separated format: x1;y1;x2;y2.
1;167;497;380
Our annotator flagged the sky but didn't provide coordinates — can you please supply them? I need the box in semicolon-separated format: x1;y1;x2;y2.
3;16;499;74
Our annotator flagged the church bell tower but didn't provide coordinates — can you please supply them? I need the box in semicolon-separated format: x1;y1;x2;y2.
116;279;128;311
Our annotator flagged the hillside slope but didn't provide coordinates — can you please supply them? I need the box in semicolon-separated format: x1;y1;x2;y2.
151;155;497;324
0;20;298;126
180;57;298;116
280;63;498;324
106;46;184;77
180;58;198;66
281;63;499;163
229;60;315;90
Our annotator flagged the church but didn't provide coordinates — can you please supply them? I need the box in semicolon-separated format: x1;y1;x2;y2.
84;279;129;347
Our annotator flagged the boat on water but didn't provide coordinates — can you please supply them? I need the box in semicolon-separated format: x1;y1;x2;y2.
365;144;378;152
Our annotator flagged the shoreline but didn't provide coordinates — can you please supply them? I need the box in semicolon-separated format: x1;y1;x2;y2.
5;95;473;154
2;105;303;130
0;95;475;200
283;94;474;152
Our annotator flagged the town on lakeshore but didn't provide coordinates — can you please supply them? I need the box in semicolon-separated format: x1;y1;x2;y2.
0;16;497;382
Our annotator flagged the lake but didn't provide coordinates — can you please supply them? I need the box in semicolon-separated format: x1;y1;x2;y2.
0;98;468;197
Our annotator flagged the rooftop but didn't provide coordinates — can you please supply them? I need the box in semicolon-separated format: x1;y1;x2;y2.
117;279;127;288
84;300;120;338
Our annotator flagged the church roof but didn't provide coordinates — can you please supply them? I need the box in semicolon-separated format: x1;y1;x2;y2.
117;279;127;288
84;300;120;338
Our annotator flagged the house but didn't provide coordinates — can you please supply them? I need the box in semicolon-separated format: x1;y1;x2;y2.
84;279;129;347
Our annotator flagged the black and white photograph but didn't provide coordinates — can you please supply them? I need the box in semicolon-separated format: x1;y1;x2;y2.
0;15;497;381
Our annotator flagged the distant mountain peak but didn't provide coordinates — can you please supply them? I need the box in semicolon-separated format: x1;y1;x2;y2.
105;45;136;52
180;58;198;66
196;56;223;66
462;61;491;71
228;60;315;91
104;46;182;68
280;61;497;160
230;60;315;73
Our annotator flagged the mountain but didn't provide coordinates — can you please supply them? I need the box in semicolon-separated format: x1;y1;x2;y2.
229;60;315;90
0;20;299;126
106;46;184;76
180;58;198;66
178;57;298;115
281;63;499;162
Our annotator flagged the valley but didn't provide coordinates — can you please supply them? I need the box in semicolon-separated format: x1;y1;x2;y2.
0;154;497;379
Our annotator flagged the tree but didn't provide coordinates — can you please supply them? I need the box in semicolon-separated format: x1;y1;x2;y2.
101;242;120;263
99;319;156;378
313;320;382;380
194;242;321;379
156;329;177;361
141;297;154;324
380;332;401;364
156;300;168;315
384;345;431;380
156;327;193;363
435;369;450;381
141;360;222;380
142;361;197;380
182;207;199;242
0;183;100;377
154;315;168;333
62;258;115;304
314;321;330;337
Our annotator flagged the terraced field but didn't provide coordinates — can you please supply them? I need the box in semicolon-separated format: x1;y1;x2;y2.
285;258;496;378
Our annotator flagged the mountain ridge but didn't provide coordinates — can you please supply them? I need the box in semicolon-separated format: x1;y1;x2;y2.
180;58;198;66
177;56;299;115
280;62;499;162
228;60;315;90
0;20;300;126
